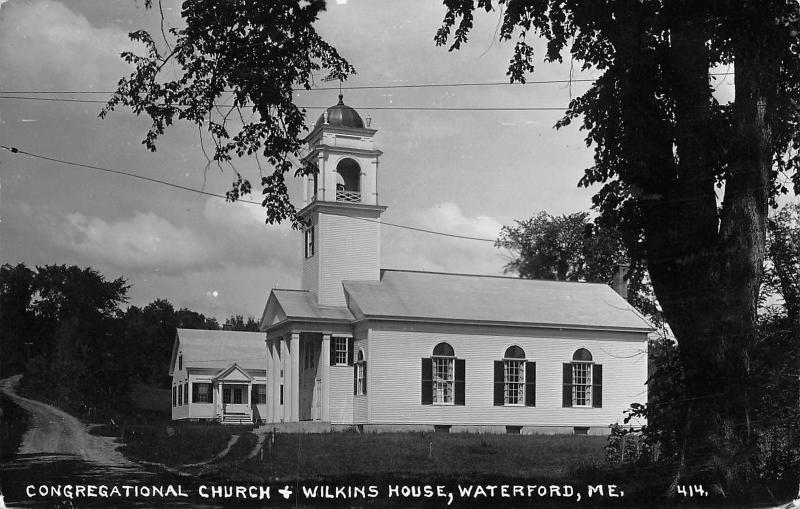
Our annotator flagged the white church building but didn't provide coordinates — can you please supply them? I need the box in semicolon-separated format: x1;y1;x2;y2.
257;96;651;434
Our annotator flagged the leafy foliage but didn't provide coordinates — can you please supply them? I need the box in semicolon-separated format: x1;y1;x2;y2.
223;314;260;332
103;0;355;225
438;0;800;494
496;211;661;325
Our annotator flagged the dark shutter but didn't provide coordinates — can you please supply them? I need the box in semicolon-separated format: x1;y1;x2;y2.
329;337;336;366
347;338;355;366
592;364;603;408
525;361;536;407
363;362;367;395
421;358;433;405
353;363;358;395
563;363;573;408
192;383;198;403
455;358;465;406
184;383;188;405
494;361;504;406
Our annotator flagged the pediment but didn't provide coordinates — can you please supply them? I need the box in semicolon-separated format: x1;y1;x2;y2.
213;363;253;382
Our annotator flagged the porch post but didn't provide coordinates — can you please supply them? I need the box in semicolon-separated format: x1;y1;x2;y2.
290;332;300;421
321;334;331;422
266;338;274;423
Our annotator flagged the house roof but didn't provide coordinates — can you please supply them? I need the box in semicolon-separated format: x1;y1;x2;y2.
173;329;265;373
342;269;653;332
270;289;354;322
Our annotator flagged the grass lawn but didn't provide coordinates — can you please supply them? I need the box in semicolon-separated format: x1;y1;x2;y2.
243;431;607;480
107;426;607;480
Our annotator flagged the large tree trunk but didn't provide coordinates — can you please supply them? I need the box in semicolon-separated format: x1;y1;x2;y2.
613;0;778;496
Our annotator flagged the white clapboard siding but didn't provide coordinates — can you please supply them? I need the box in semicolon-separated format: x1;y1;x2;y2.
301;254;319;300
329;365;355;424
368;330;647;427
317;213;380;306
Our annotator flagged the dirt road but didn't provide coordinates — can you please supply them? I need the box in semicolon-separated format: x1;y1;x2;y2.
0;375;133;468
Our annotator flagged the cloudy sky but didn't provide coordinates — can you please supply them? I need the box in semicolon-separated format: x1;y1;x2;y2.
0;0;747;321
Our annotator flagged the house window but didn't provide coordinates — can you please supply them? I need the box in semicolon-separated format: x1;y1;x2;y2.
172;385;176;407
223;386;245;404
332;336;352;366
572;362;592;407
193;382;212;403
178;383;183;406
178;354;182;371
563;348;602;408
184;383;188;406
304;224;315;258
279;384;284;405
252;384;267;404
494;347;536;407
354;350;366;396
421;342;465;406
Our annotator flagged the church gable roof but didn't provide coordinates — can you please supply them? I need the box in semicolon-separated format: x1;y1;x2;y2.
175;329;265;372
342;269;653;332
264;289;354;325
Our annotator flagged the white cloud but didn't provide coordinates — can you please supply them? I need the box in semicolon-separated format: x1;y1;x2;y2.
0;0;140;91
59;211;212;273
382;202;508;276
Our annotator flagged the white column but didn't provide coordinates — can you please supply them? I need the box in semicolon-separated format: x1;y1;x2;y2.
282;336;290;421
290;333;301;421
276;338;284;422
266;339;274;423
321;334;331;422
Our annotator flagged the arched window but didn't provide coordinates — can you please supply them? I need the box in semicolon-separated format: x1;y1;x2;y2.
421;342;465;406
563;349;602;408
335;158;361;202
494;346;536;407
354;350;366;396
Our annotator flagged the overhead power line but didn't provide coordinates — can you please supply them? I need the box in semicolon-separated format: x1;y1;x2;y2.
0;95;565;111
0;145;497;243
0;72;733;95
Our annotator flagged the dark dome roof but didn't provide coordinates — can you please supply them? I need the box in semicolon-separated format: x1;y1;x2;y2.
315;94;364;129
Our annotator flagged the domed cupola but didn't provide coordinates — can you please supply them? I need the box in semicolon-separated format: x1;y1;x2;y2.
315;94;365;129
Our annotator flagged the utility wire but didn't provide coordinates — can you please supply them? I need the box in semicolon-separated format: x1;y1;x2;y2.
0;145;497;243
0;95;565;111
0;72;733;95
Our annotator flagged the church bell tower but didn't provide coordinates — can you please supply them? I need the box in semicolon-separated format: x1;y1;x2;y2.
298;95;386;307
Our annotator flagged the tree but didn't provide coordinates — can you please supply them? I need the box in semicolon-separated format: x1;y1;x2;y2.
102;0;355;226
436;0;800;495
0;264;36;376
766;203;800;331
18;265;130;414
497;211;661;324
223;314;260;332
123;299;219;386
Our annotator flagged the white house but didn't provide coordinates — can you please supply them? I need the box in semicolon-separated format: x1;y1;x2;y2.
169;329;267;424
258;96;652;434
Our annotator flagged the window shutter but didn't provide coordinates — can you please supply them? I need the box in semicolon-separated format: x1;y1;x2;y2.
455;358;465;406
347;338;355;366
353;363;358;395
192;383;198;403
363;362;367;395
329;339;336;366
493;361;504;406
184;383;188;405
592;364;603;408
562;363;573;408
421;358;433;405
525;361;536;407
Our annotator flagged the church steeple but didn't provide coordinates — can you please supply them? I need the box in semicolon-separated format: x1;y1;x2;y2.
298;97;386;307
